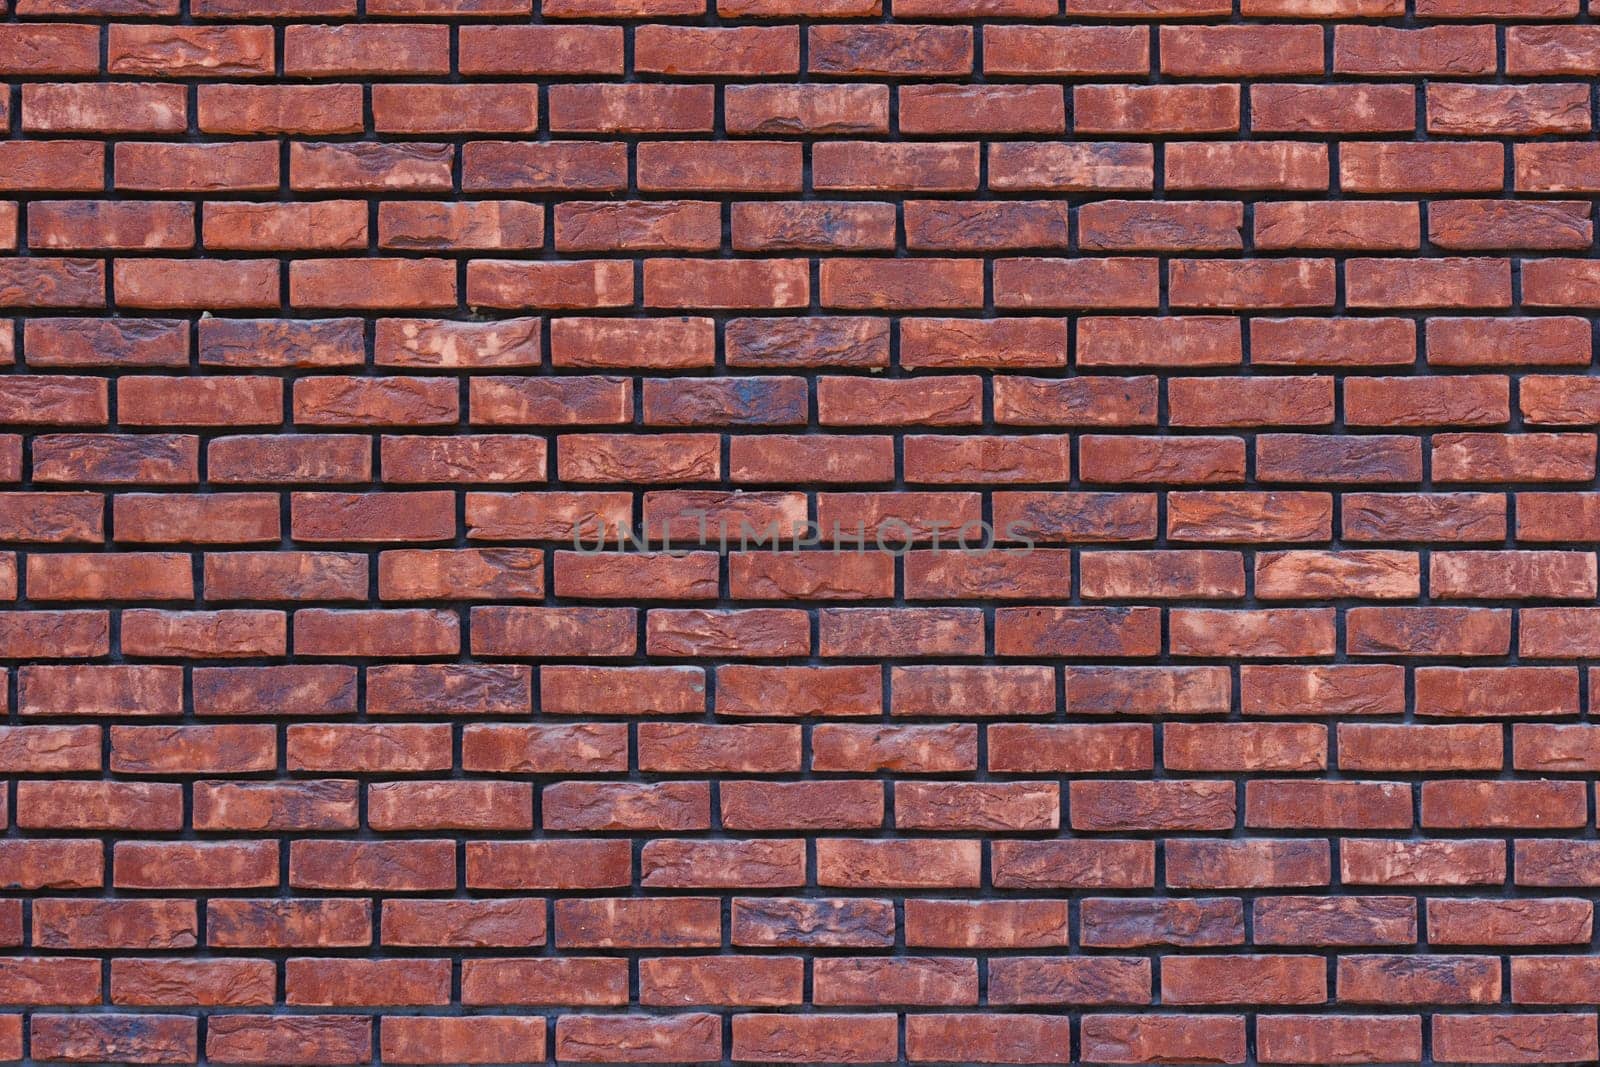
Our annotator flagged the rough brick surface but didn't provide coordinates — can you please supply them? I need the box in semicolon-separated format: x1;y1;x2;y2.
0;0;1594;1064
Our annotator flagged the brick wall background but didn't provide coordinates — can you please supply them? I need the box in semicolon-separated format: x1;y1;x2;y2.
0;0;1596;1063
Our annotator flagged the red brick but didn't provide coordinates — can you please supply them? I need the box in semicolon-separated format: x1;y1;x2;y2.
29;202;193;252
0;25;100;75
984;25;1148;75
2;0;1594;1049
638;141;802;193
203;201;367;252
997;256;1160;309
815;957;974;1006
1167;142;1327;190
1165;839;1330;889
1163;24;1323;76
1081;1016;1246;1066
199;85;364;135
1253;84;1415;134
459;25;622;75
0;143;104;193
907;1014;1073;1064
284;24;449;76
1255;201;1419;251
1257;1016;1421;1065
1335;25;1496;74
557;1013;720;1064
809;25;971;76
1077;84;1239;134
1163;954;1326;1005
23;83;186;135
382;1017;546;1066
464;141;628;193
989;142;1153;192
115;259;276;309
814;142;979;193
636;26;798;75
1253;897;1416;947
1342;142;1504;194
725;84;889;136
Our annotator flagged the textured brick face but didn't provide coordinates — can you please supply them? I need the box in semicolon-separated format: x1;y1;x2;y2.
0;0;1597;1065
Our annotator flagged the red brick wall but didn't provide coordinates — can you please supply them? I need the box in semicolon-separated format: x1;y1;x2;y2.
0;0;1594;1063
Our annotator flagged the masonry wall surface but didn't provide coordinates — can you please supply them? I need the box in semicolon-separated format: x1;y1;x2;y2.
0;0;1594;1063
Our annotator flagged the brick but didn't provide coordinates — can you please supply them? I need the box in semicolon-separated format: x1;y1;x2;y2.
115;259;276;309
31;1014;196;1063
1;0;1593;1049
1254;202;1419;253
809;25;971;76
1340;723;1502;772
117;142;279;193
460;956;626;1006
382;202;543;252
0;258;104;308
199;85;364;135
732;898;894;948
109;24;272;76
1257;1016;1421;1065
995;257;1160;309
1162;24;1323;76
1253;84;1415;134
1335;25;1496;74
1076;84;1239;134
0;25;100;75
368;668;524;716
549;84;713;133
559;201;716;253
116;840;279;890
1165;839;1330;889
1081;898;1243;949
1162;954;1326;1005
206;1016;371;1065
903;84;1064;134
816;143;978;196
556;1013;720;1064
1434;85;1588;137
1434;1015;1597;1066
1342;142;1503;194
1338;955;1501;1004
815;957;974;1006
635;26;799;75
284;24;449;76
464;141;628;193
907;1014;1073;1063
1081;1016;1246;1066
994;839;1155;890
374;84;538;135
638;141;802;193
989;142;1154;192
459;25;622;75
725;85;889;136
1253;897;1417;947
908;200;1071;250
382;1017;546;1066
204;202;367;252
111;959;274;1007
984;25;1148;75
30;202;193;252
1170;259;1336;309
0;143;104;193
1167;142;1326;190
23;83;186;135
1079;201;1241;253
